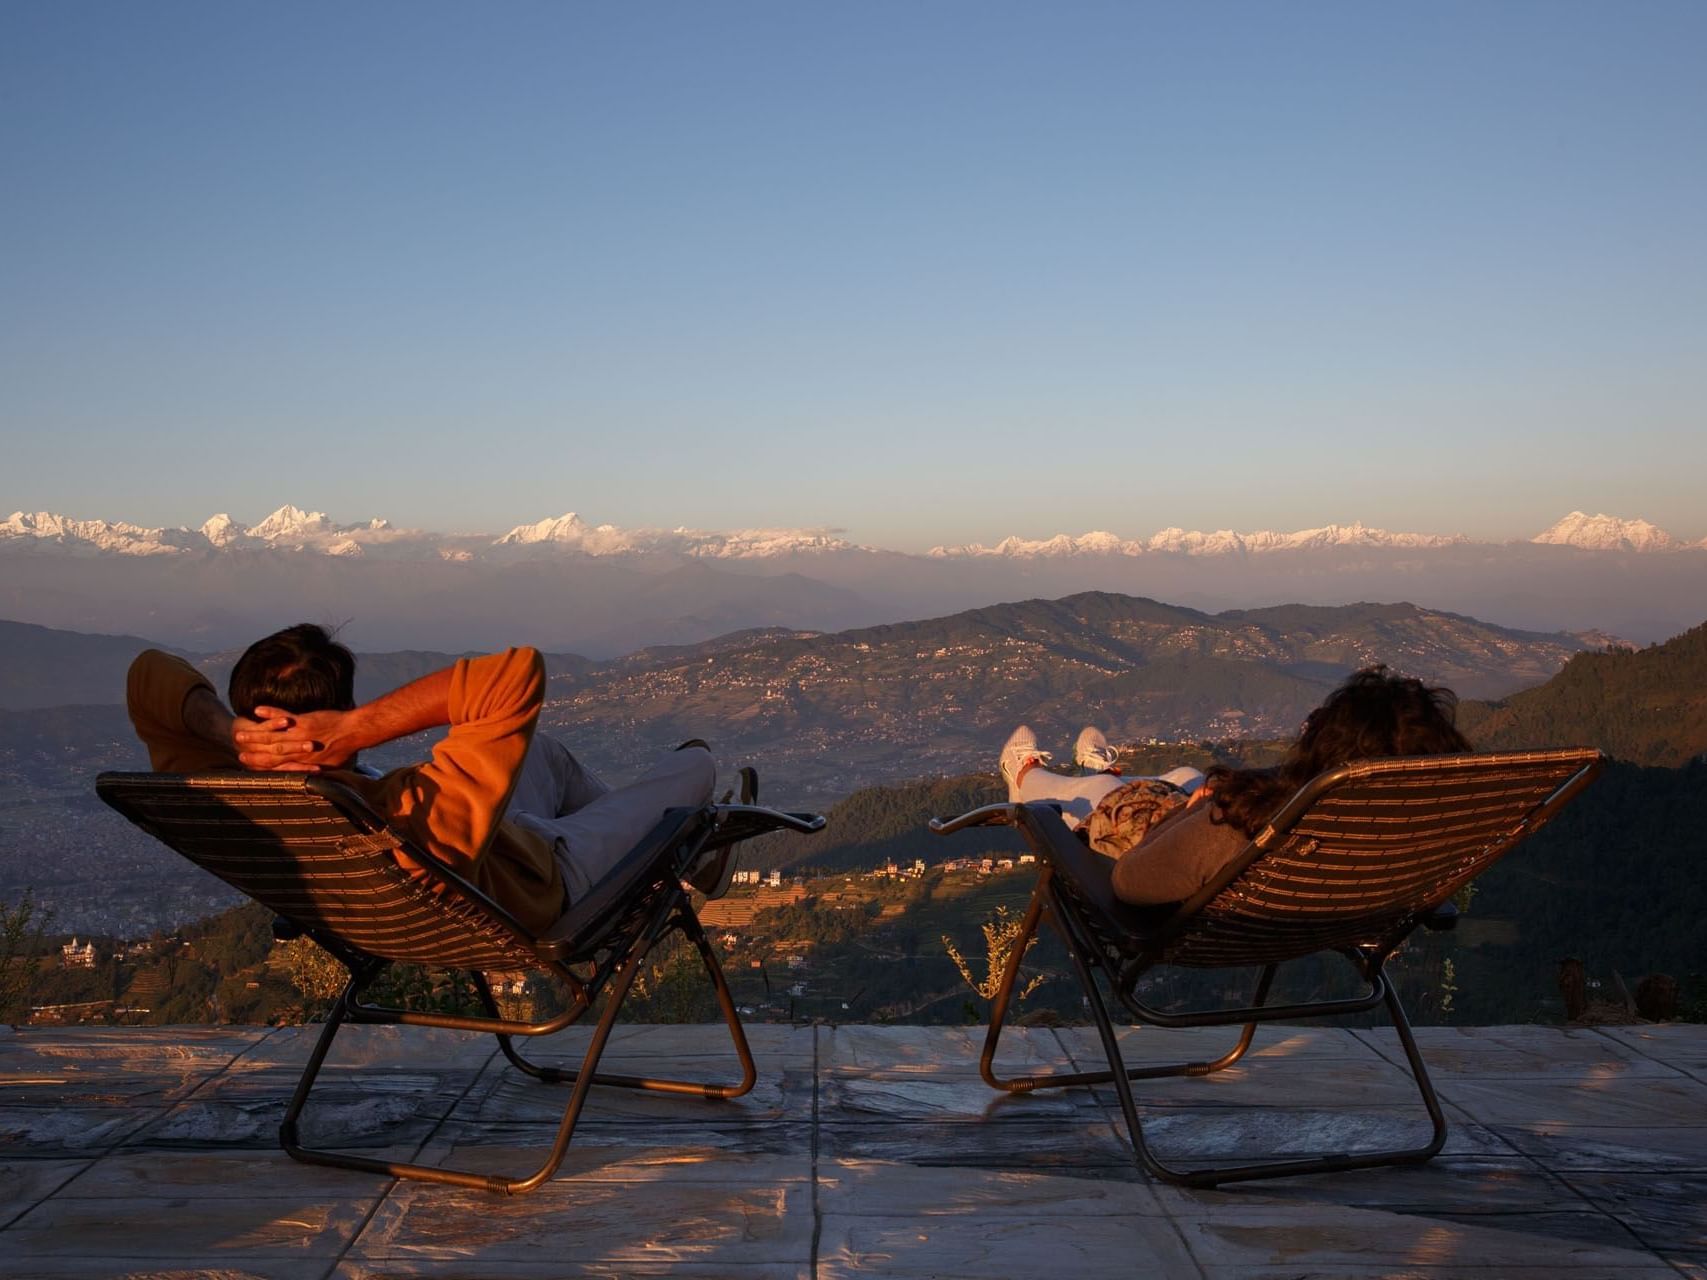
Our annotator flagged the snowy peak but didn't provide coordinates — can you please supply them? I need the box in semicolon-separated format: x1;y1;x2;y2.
1531;511;1678;553
494;512;859;558
495;512;662;556
199;513;241;547
247;504;335;542
497;512;588;544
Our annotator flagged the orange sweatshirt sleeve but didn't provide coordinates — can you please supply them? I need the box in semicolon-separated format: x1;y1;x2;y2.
373;647;544;875
126;650;239;772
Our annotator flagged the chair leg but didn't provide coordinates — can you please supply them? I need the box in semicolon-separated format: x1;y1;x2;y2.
980;877;1271;1093
979;876;1052;1092
1172;963;1275;1078
279;930;669;1193
280;970;544;1193
488;907;757;1100
1074;948;1447;1187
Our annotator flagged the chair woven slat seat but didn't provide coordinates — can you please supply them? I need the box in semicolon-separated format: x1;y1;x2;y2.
97;767;821;1194
933;747;1602;1188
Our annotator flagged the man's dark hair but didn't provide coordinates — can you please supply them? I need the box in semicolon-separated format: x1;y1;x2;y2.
228;624;357;720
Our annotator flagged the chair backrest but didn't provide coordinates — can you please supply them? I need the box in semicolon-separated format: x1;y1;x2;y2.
96;771;544;972
1159;749;1602;968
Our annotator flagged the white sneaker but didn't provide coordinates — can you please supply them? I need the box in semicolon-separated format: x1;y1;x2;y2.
1073;726;1121;773
999;725;1051;802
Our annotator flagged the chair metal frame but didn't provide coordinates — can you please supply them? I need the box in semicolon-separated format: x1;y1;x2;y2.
97;770;824;1195
931;749;1602;1188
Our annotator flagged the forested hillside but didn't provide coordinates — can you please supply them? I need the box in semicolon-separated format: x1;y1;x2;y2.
1449;760;1707;1021
1459;622;1707;765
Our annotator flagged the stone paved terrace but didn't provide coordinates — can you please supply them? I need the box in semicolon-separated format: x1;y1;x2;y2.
1;1021;1703;1278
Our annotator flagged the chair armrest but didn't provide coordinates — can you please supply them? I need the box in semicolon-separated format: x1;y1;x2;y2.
928;803;1021;835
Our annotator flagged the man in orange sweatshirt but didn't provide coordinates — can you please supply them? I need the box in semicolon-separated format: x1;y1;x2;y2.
126;624;715;933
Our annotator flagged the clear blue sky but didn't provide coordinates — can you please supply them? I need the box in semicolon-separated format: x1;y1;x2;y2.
4;2;1704;548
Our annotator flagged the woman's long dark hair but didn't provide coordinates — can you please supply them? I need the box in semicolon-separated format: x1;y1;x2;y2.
1205;665;1473;837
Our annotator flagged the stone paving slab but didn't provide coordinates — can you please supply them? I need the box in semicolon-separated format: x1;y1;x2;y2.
427;1116;817;1159
238;1024;499;1071
0;1028;271;1160
815;1162;1202;1280
130;1064;481;1151
54;1149;388;1199
821;1070;1096;1121
1;1021;1702;1278
1442;1071;1707;1129
335;1264;811;1279
349;1177;812;1268
1493;1122;1707;1171
1355;1025;1695;1078
486;1021;817;1069
1172;1155;1585;1217
1558;1168;1707;1265
469;1062;810;1126
1084;1059;1461;1112
1193;1267;1682;1278
1166;1199;1676;1273
0;1024;275;1068
1110;1107;1520;1162
3;1192;378;1263
407;1141;812;1185
0;1157;88;1227
0;1101;167;1156
11;1260;337;1279
818;1214;1202;1279
1598;1024;1707;1082
818;1115;1138;1171
816;1157;1170;1216
1057;1023;1388;1065
819;1023;1061;1072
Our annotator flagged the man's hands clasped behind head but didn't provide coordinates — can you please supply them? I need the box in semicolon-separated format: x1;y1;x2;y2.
233;706;362;772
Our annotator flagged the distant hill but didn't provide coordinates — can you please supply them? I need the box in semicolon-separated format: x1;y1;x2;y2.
0;620;183;709
1458;622;1707;766
540;592;1599;796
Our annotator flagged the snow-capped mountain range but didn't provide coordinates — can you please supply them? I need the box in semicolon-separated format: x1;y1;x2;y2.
929;521;1471;559
0;505;865;560
932;513;1707;558
2;505;1699;560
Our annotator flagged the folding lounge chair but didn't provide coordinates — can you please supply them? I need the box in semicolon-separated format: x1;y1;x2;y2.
930;749;1602;1187
96;769;824;1194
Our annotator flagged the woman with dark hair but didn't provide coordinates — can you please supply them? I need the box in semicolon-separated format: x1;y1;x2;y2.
998;666;1473;905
